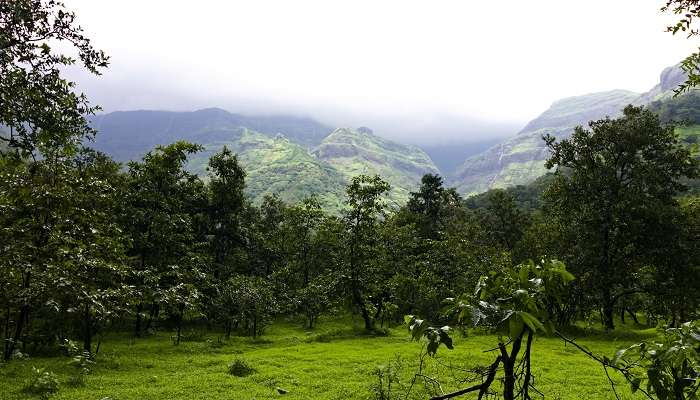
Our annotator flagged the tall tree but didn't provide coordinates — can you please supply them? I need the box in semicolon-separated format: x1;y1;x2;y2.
0;0;109;360
404;174;462;240
343;175;391;331
0;0;108;156
121;141;204;337
478;189;528;254
544;105;698;329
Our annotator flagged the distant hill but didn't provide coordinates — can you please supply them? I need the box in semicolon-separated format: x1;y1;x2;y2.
313;127;440;206
452;64;690;195
89;108;333;161
86;109;442;209
421;138;503;175
186;128;347;208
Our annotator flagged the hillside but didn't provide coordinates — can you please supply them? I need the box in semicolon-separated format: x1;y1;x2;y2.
186;128;347;208
86;109;442;209
453;90;640;194
313;127;440;205
453;64;689;195
89;108;333;161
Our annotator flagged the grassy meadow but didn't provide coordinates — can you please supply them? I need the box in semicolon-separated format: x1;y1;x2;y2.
0;315;656;400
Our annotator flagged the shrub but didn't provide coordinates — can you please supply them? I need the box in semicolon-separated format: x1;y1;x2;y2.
62;339;94;387
227;358;255;377
24;367;59;399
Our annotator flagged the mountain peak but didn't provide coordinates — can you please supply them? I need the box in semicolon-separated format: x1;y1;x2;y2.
659;64;687;93
357;126;374;135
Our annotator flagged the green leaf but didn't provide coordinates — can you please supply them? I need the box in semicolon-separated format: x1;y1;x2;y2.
630;377;641;393
519;311;545;333
509;314;524;338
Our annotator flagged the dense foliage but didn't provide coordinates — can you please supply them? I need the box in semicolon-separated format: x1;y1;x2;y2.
1;3;700;400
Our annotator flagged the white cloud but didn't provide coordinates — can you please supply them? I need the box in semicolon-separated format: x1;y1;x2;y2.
63;0;696;142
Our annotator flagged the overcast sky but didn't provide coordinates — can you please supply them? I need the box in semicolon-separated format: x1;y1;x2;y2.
63;0;696;144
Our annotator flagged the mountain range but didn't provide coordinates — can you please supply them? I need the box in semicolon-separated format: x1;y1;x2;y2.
451;64;689;194
88;63;696;208
90;112;439;210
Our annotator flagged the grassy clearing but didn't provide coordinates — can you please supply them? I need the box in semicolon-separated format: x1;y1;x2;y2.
0;315;656;400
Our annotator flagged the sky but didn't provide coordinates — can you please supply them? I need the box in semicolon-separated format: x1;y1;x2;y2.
63;0;697;144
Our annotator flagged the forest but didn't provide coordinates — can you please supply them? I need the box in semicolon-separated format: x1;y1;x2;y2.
2;1;700;400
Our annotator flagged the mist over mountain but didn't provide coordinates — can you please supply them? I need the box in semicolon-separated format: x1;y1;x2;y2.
87;62;694;205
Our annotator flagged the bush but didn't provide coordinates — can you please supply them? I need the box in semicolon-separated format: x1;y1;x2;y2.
227;358;255;377
24;367;59;399
62;339;94;387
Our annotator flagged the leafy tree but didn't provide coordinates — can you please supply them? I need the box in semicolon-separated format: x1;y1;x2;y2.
225;275;277;338
0;0;108;156
406;260;574;400
121;141;204;337
343;175;391;331
478;189;529;255
647;196;700;325
0;0;110;360
404;174;462;240
273;197;340;328
245;194;287;277
206;146;246;277
544;105;698;329
201;147;247;331
57;150;131;353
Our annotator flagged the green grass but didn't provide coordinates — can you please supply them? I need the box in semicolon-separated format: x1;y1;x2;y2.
0;315;656;400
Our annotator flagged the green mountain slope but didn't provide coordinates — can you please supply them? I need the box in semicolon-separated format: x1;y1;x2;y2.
90;108;333;161
453;64;691;196
187;128;346;208
87;108;443;209
313;127;440;205
453;90;640;195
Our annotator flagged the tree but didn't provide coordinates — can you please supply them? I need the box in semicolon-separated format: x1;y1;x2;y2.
544;105;698;329
478;189;528;255
274;197;339;328
225;275;277;338
245;195;287;277
0;0;108;156
647;196;700;325
404;174;462;240
343;175;391;331
206;146;246;277
0;0;110;360
406;260;575;400
121;141;204;337
57;149;131;354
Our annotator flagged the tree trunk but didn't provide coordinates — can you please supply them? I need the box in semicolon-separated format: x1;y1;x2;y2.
3;305;10;360
134;303;143;337
601;290;615;330
226;320;232;339
523;330;534;399
83;304;92;354
252;315;257;339
360;305;374;331
4;305;28;361
500;331;524;400
4;267;32;361
626;308;640;325
175;304;184;345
